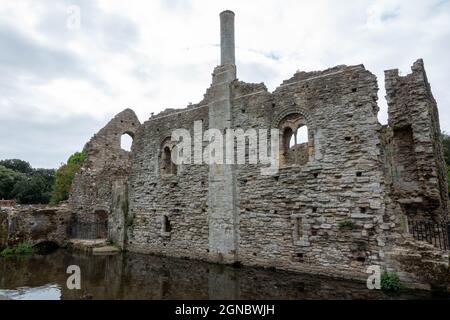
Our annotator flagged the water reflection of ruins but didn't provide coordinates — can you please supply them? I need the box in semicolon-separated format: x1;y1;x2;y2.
0;250;443;300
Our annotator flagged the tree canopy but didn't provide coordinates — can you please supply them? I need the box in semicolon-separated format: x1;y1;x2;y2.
0;153;84;205
13;174;51;204
0;165;26;200
0;159;33;175
67;152;86;166
0;161;54;204
50;151;86;205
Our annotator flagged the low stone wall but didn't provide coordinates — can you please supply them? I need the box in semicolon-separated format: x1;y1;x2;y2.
0;205;72;248
385;237;450;291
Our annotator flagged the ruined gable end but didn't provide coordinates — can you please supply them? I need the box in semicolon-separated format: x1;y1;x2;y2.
385;59;449;220
68;108;141;246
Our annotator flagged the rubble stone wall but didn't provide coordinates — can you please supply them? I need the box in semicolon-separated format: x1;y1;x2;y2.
126;104;211;260
384;59;449;221
0;205;72;248
234;65;386;279
69;109;140;242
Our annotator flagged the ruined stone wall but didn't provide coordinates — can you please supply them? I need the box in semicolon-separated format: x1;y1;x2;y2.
117;59;447;289
384;59;449;222
123;64;387;281
69;109;140;243
233;65;387;279
65;59;448;289
0;205;72;247
377;60;450;289
0;10;445;290
62;11;448;287
127;104;211;260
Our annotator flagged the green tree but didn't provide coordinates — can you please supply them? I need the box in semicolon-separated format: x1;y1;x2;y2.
12;175;48;204
0;165;26;200
33;168;56;201
0;159;33;176
17;169;56;204
0;160;56;204
50;152;86;205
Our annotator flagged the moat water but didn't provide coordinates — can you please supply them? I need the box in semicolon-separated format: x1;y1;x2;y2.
0;250;448;300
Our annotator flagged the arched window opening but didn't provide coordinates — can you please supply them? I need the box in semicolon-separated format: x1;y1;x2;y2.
161;141;178;176
120;133;133;152
289;134;296;148
279;113;313;167
296;126;308;144
283;127;294;151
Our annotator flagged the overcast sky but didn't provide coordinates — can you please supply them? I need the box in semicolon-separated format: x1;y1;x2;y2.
0;0;449;169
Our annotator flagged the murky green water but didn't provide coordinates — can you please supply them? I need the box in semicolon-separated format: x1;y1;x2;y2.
0;250;447;300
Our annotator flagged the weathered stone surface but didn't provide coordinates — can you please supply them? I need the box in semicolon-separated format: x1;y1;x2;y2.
385;239;450;291
384;59;449;220
69;108;140;245
0;205;71;247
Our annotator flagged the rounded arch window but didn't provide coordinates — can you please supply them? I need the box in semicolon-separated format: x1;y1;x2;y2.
120;133;133;152
160;139;178;176
279;113;314;167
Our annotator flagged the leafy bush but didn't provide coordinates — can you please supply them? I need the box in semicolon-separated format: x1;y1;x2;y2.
338;219;357;231
14;242;34;255
0;242;34;257
50;151;86;205
381;271;402;292
0;247;15;257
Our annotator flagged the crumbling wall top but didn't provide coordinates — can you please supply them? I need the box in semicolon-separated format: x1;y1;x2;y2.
83;108;141;171
277;64;366;88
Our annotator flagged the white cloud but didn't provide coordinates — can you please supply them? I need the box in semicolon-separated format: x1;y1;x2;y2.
0;0;449;167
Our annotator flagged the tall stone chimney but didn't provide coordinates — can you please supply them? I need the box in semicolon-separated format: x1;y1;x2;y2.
207;10;238;264
220;10;235;65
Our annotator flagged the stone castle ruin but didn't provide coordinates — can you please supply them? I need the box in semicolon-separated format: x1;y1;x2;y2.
2;11;448;290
